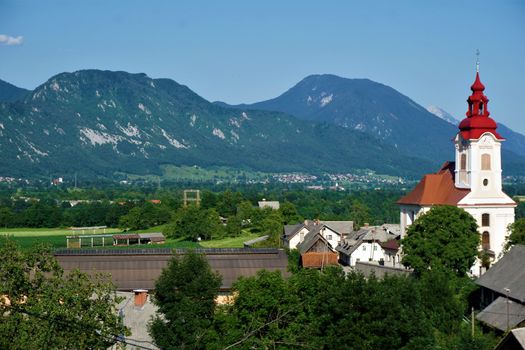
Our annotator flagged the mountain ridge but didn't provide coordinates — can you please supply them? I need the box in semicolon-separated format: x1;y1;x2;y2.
222;74;525;174
0;70;437;179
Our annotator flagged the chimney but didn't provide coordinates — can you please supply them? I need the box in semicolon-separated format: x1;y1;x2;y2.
364;223;369;227
304;219;309;226
133;289;148;308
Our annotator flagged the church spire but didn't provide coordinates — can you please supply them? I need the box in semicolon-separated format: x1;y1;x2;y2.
458;65;503;140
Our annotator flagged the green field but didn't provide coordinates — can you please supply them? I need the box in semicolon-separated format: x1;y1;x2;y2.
0;227;262;250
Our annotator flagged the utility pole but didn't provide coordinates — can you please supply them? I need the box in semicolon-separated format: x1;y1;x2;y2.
504;288;511;332
471;307;475;337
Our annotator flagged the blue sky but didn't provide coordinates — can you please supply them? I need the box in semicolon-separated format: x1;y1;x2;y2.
1;0;524;133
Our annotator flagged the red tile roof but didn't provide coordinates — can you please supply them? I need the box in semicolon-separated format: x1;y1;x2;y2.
397;162;470;206
301;252;339;268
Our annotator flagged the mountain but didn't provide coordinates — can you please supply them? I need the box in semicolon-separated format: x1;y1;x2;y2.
0;79;30;102
427;105;525;158
225;74;525;174
426;105;459;125
0;70;435;179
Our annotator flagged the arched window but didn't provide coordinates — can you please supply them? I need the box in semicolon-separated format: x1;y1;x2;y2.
479;102;484;115
481;154;491;170
482;213;490;227
482;231;490;250
460;154;467;170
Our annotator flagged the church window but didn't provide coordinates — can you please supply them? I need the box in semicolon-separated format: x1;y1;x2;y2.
481;154;491;170
483;179;489;186
460;154;467;170
482;231;490;250
482;213;490;227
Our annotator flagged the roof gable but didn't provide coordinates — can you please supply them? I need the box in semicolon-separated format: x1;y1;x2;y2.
397;162;470;206
476;245;525;303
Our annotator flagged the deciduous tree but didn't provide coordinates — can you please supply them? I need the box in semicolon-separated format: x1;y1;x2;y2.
402;205;479;276
0;238;126;349
149;251;221;349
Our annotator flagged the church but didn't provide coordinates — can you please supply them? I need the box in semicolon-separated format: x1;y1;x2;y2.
397;69;516;276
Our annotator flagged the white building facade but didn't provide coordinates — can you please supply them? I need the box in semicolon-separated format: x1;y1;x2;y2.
398;72;516;276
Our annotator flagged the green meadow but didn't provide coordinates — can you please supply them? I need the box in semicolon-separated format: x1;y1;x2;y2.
0;227;260;250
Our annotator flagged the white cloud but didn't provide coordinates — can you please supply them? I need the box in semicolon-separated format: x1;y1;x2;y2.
0;34;24;46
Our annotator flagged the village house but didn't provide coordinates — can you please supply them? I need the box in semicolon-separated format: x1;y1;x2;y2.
475;245;525;332
336;224;401;267
282;220;353;251
397;71;516;276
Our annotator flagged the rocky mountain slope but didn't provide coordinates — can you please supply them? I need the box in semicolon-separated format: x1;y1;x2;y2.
225;74;525;174
0;70;434;179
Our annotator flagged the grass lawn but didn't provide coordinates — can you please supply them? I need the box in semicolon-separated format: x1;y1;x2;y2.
0;227;262;250
200;231;259;248
0;227;121;250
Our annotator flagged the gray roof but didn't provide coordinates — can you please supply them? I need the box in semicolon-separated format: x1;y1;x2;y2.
321;221;354;235
116;292;159;349
347;225;399;244
512;328;525;348
138;232;165;239
283;224;303;238
476;296;525;331
476;245;525;303
297;232;334;255
55;248;289;291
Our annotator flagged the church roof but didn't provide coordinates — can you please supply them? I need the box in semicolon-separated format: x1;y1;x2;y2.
397;162;470;206
458;72;504;140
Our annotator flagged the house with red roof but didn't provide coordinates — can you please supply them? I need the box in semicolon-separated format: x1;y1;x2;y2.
398;70;516;276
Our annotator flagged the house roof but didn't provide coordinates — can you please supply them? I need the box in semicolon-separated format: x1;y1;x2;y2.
495;328;525;350
476;245;525;303
54;248;289;291
297;231;334;255
476;297;525;332
138;233;165;239
283;224;303;238
113;234;140;240
380;239;400;251
301;252;339;268
397;162;470;206
284;220;351;243
321;221;353;235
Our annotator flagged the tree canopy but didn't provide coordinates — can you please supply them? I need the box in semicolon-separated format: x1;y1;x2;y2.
505;218;525;251
402;205;480;276
0;238;127;349
149;251;222;349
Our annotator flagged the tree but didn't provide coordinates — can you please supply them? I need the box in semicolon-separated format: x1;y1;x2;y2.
349;199;371;229
225;215;242;237
149;252;222;349
402;205;480;276
0;238;126;349
279;201;302;225
505;218;525;251
164;205;223;241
